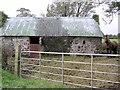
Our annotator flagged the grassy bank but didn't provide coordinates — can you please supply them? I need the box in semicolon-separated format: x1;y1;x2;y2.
2;69;67;88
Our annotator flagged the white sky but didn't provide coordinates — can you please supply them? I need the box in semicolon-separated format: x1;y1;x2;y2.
0;0;119;35
96;5;119;35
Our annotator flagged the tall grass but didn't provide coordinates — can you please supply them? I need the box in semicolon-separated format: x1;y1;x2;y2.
2;69;67;88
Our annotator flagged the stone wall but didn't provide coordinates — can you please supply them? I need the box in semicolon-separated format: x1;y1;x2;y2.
1;37;30;51
70;37;102;53
0;37;2;47
1;36;102;54
42;37;102;53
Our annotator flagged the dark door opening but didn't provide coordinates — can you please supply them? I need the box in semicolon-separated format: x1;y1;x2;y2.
30;37;39;44
30;37;41;58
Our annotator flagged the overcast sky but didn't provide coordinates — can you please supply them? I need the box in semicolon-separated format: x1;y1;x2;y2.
0;0;119;35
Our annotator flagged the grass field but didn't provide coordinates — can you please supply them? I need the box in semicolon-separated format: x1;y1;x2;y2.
2;69;67;88
102;39;119;43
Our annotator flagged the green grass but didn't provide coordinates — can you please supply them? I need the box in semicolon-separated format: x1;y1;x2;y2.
2;69;67;88
0;68;2;88
102;39;119;43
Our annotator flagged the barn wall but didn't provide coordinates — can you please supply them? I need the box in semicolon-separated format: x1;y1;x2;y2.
2;37;30;51
70;37;102;53
42;37;102;53
0;37;2;56
1;36;102;54
0;37;2;46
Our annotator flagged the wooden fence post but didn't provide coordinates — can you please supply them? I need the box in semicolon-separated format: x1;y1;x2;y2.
14;42;21;76
18;45;21;77
19;48;22;78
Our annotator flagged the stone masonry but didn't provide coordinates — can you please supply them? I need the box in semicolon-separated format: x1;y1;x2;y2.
70;37;102;53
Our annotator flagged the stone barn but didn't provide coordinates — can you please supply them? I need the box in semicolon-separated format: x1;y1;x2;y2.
0;17;103;56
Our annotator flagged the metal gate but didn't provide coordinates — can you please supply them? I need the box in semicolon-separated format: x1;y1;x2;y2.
19;51;120;89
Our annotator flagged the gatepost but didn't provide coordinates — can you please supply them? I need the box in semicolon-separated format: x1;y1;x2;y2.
14;42;21;76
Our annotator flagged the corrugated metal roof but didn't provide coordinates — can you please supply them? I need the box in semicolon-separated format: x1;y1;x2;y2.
0;17;103;37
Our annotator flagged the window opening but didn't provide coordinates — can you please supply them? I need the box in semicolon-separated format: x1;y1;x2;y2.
83;40;85;44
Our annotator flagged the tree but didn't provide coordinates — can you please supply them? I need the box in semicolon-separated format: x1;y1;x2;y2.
95;0;120;24
46;1;95;17
47;0;120;24
92;14;99;24
118;33;120;38
0;11;8;27
46;1;100;24
16;8;36;17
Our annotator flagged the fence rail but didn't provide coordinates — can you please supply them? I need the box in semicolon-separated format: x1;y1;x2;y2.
20;51;120;89
21;51;120;56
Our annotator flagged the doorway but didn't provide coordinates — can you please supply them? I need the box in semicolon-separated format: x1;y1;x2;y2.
30;37;41;58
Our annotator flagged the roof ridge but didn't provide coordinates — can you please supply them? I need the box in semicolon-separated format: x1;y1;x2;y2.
8;17;93;20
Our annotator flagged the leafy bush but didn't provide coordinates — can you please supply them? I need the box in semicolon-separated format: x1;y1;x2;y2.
42;37;74;52
2;44;14;70
0;11;8;27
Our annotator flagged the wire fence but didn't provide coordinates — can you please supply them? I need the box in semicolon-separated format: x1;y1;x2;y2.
20;51;120;89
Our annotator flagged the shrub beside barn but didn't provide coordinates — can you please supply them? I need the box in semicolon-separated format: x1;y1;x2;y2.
0;17;103;56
